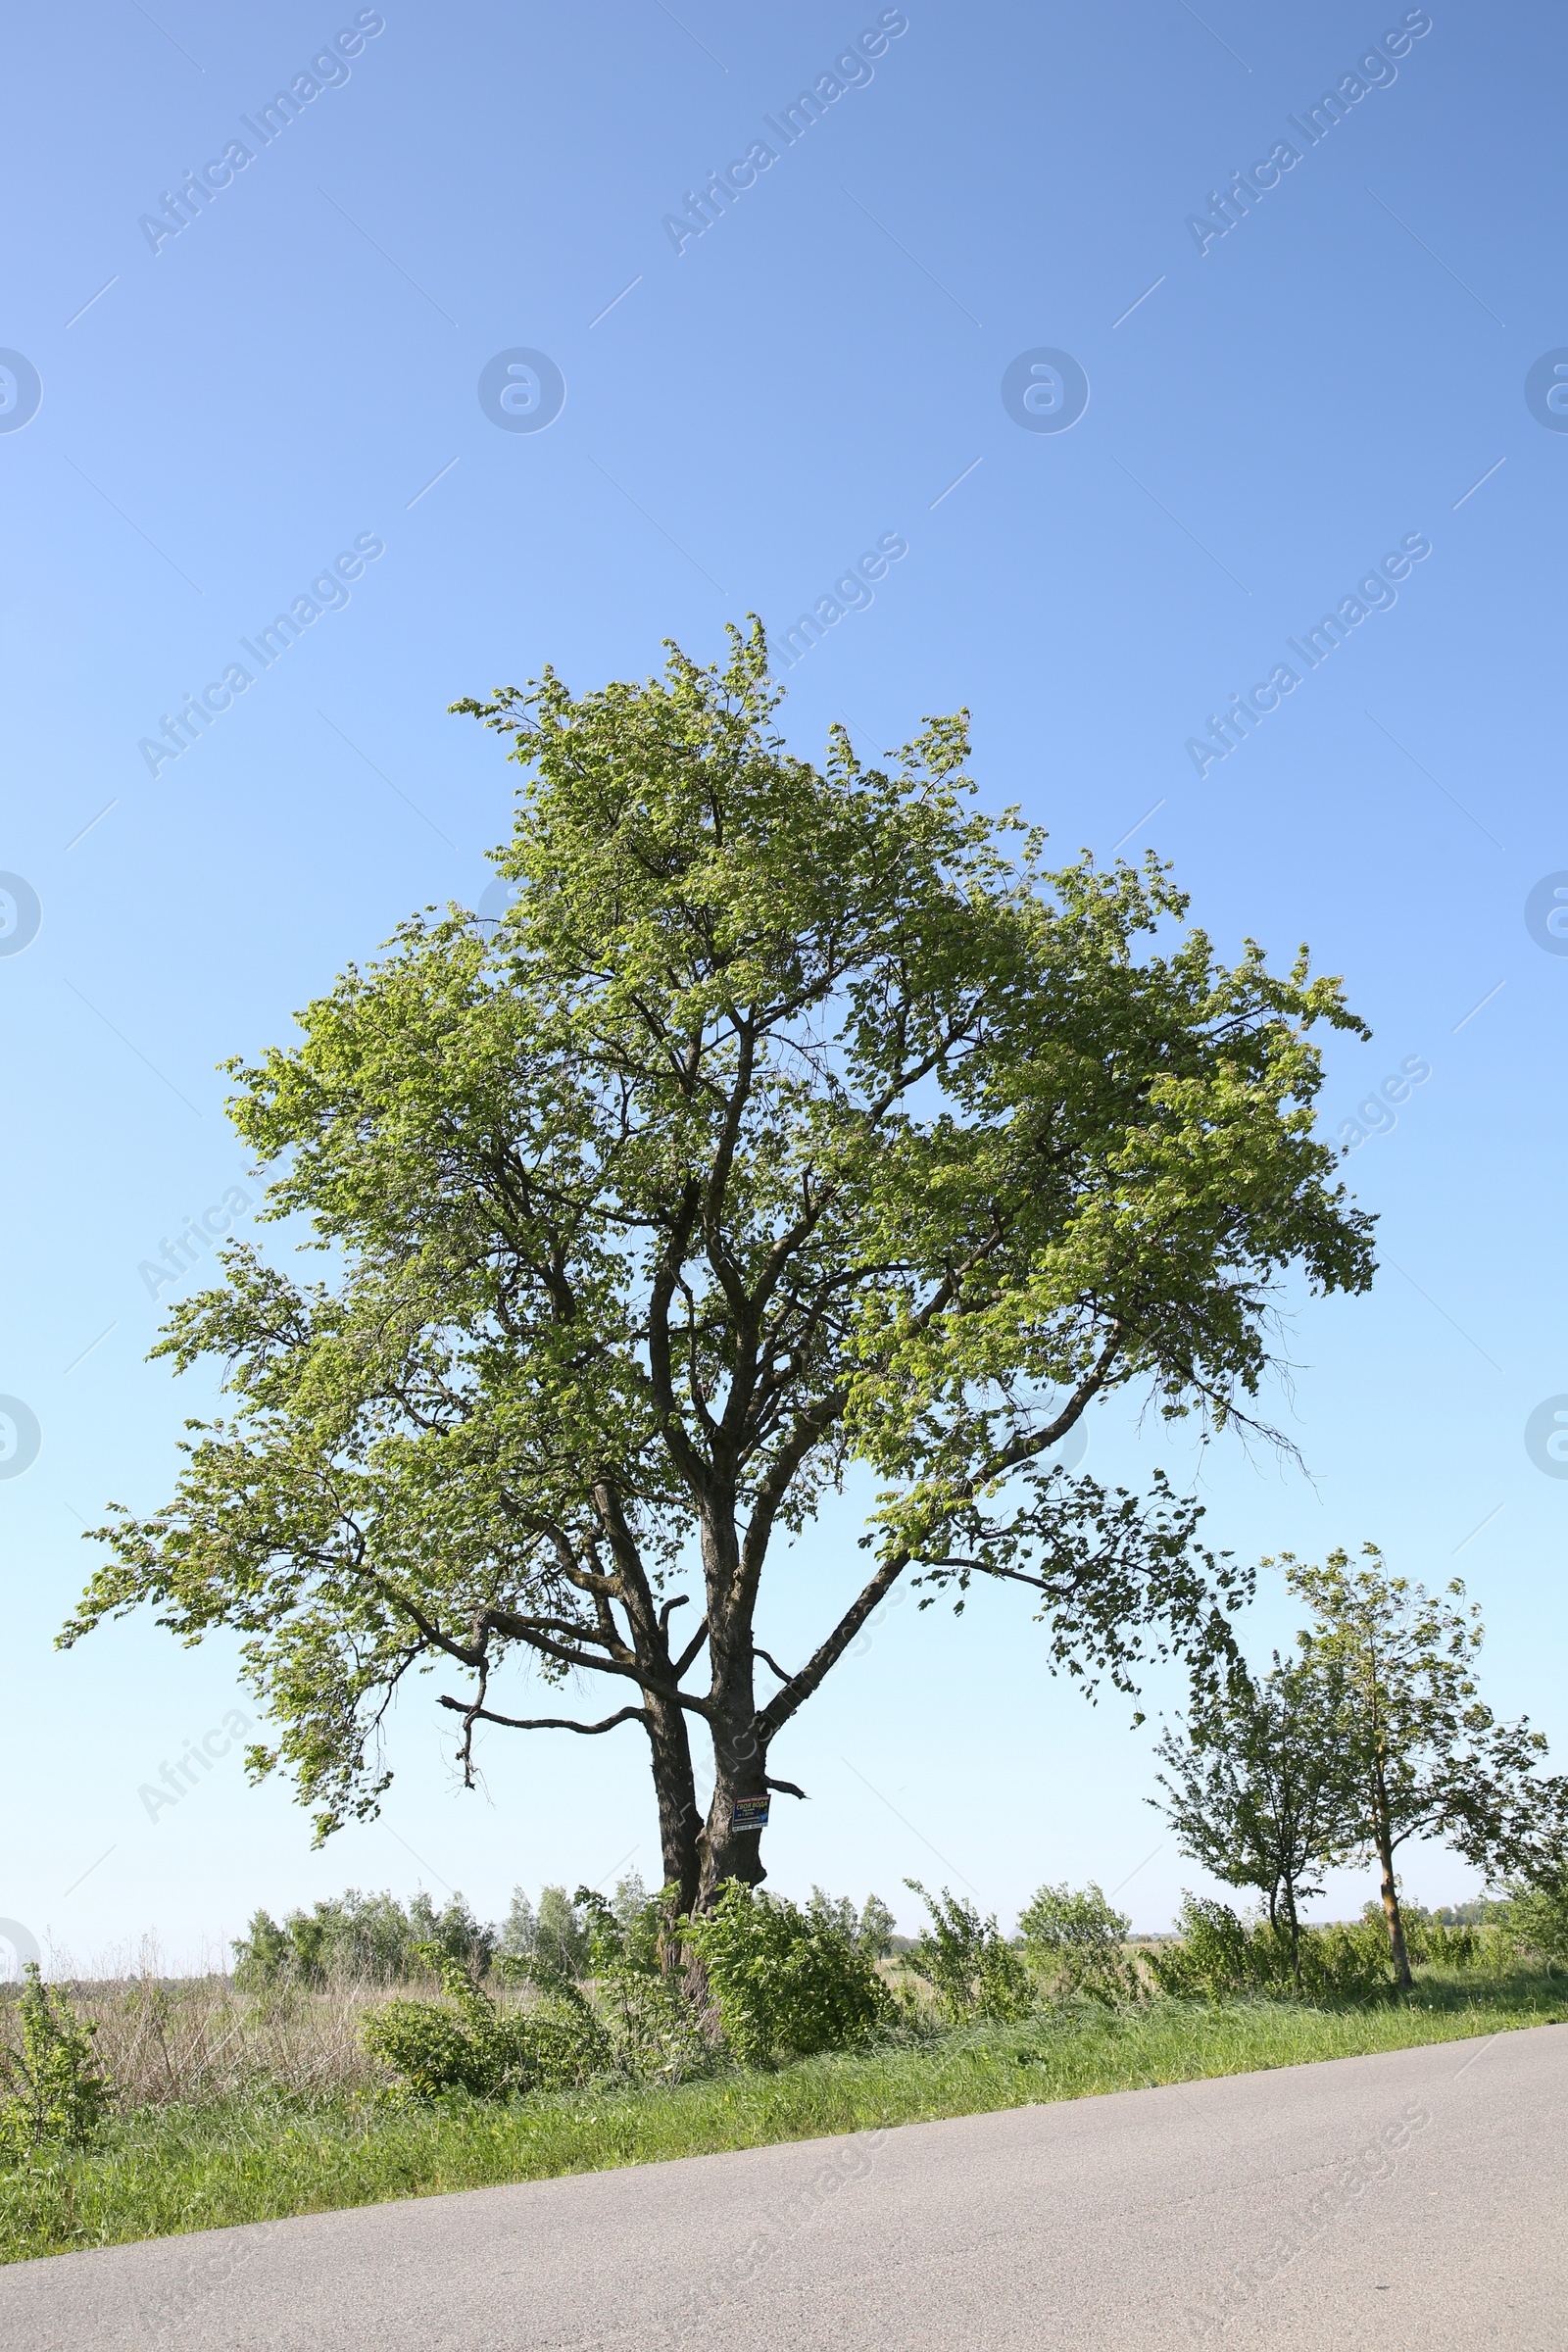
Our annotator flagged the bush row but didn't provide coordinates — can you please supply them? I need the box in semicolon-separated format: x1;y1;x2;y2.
8;1874;1567;2153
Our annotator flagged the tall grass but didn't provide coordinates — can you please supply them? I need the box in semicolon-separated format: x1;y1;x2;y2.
3;1964;1566;2266
0;1965;556;2108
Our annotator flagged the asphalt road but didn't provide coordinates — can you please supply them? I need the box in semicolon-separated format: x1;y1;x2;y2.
3;2024;1564;2350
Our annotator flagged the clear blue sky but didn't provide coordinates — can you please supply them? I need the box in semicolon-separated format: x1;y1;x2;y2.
3;0;1564;1968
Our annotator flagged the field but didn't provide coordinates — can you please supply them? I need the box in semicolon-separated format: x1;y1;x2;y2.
4;1963;1565;2266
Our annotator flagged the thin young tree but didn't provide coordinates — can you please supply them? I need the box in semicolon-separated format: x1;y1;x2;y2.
63;624;1376;1911
1280;1544;1551;1988
1152;1652;1354;1988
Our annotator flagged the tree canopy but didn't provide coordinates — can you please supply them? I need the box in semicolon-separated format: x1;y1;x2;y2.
64;623;1376;1908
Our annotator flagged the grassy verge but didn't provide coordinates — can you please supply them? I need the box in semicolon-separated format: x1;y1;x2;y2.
5;1969;1566;2266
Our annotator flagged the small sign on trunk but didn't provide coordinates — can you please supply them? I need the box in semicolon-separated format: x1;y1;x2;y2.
731;1793;771;1833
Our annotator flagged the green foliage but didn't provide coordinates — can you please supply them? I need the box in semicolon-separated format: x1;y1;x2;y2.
1503;1879;1568;1965
1273;1545;1557;1984
1152;1649;1355;1979
680;1883;892;2066
230;1909;292;1989
569;1876;661;1974
1147;1895;1397;2001
0;1966;114;2161
808;1888;899;1960
497;1886;590;1983
1155;1550;1566;1996
1018;1882;1142;2004
233;1888;494;1988
531;1886;590;1979
12;1982;1568;2268
905;1882;1032;2023
361;1956;609;2103
63;623;1375;1907
564;1880;711;2083
1435;1897;1513;1929
1386;1902;1510;1972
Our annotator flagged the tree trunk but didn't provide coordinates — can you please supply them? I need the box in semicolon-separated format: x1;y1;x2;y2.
1366;1753;1412;1988
643;1688;702;1915
1282;1877;1302;1993
698;1709;770;1905
691;1492;771;1907
589;1477;705;1915
1375;1820;1412;1989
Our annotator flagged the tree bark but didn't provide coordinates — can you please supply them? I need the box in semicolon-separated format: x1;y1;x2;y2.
1377;1839;1411;1987
583;1477;707;1913
1372;1762;1412;1989
643;1689;702;1915
1282;1877;1302;1993
698;1713;770;1904
694;1494;770;1907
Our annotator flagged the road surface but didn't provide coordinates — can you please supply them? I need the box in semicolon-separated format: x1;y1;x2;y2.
3;2023;1564;2348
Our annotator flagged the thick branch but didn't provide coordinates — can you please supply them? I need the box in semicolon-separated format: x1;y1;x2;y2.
755;1331;1124;1743
647;1176;710;1494
437;1695;648;1737
468;1607;708;1712
754;1544;911;1744
672;1613;710;1680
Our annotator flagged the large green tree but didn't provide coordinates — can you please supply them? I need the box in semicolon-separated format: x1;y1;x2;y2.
65;625;1376;1908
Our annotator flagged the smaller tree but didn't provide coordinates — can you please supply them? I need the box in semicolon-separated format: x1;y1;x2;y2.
1152;1651;1354;1989
1278;1545;1551;1989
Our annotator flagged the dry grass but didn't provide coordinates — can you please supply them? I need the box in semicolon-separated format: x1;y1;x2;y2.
1;1968;548;2107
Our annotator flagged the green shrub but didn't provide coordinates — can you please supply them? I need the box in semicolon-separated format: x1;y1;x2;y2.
1145;1895;1258;1998
568;1883;711;2083
1504;1881;1568;1964
1385;1902;1485;1971
681;1883;892;2067
1019;1882;1143;2005
1146;1896;1393;2000
1296;1916;1390;1999
905;1883;1032;2024
0;1965;114;2161
362;1956;609;2102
